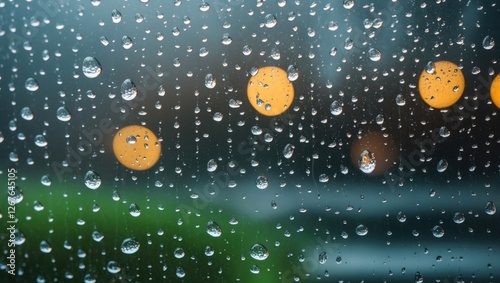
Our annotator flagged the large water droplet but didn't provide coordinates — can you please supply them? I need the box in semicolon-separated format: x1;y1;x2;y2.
283;143;295;159
256;174;269;189
330;100;342;115
25;77;39;91
40;240;52;253
106;261;121;274
34;134;48;147
174;247;185;258
343;0;354;9
250;243;269;260
121;238;140;254
437;159;448;173
41;175;51;186
111;9;122;23
355;224;368;236
20;107;34;120
482;35;495;50
358;150;376;174
425;61;435;74
265;14;277;28
368;48;381;61
9;186;24;204
121;79;137;101
207;159;218;172
121;36;134;49
319;251;328;264
206;220;222;237
92;230;104;242
287;65;299;81
205;73;216;89
129;203;141;217
485;201;496;215
56;106;72;122
84;170;102;190
453;212;465;224
432;225;444;238
82;57;102;78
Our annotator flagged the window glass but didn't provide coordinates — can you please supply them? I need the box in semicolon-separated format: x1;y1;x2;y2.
1;1;499;282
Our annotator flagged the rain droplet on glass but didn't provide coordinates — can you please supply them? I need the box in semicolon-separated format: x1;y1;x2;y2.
358;150;376;174
84;170;102;190
250;243;269;260
205;73;216;89
121;238;140;254
121;79;138;101
482;35;495;50
82;57;102;78
206;220;222;237
56;106;72;122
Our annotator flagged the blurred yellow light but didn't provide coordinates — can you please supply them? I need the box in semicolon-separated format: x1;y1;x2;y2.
247;66;294;116
490;73;500;108
113;125;161;171
418;61;465;109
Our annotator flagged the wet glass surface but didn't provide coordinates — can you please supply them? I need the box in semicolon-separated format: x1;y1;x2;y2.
1;1;500;282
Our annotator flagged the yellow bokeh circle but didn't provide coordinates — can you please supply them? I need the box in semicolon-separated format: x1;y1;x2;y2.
113;125;161;171
490;73;500;108
247;66;294;116
418;61;465;109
